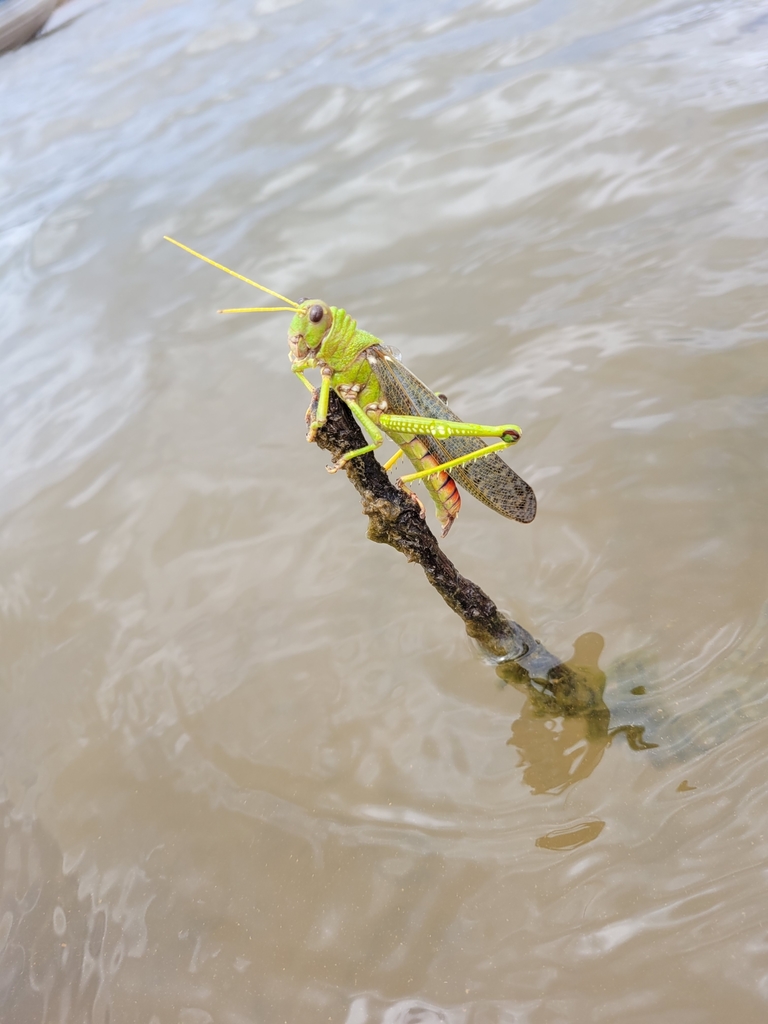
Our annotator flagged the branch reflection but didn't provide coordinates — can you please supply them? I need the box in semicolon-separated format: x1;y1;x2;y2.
498;632;656;795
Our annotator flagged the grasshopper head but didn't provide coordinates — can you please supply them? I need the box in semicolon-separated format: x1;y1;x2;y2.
288;300;333;361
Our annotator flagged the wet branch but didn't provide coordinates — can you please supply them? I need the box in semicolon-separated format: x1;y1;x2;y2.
309;391;604;715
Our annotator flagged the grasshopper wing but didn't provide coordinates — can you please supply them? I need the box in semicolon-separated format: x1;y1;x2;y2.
367;347;536;524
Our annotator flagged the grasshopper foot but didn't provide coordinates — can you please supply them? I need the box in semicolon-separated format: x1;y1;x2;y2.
396;479;426;520
305;391;323;443
326;457;347;474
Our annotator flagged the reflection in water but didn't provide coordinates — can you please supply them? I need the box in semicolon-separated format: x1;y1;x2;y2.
608;601;768;764
500;632;656;795
536;820;605;852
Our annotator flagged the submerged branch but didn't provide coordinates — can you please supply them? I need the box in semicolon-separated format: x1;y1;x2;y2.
309;391;605;716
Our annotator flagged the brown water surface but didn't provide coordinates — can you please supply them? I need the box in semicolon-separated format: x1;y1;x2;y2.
1;0;768;1021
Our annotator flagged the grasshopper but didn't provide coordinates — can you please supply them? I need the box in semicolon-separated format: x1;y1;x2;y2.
165;237;536;536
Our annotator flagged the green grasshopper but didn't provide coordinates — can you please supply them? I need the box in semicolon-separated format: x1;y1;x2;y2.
165;237;536;536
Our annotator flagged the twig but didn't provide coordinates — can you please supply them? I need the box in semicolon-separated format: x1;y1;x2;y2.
309;391;605;716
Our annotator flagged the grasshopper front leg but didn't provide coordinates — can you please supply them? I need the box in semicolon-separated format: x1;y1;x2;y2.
307;369;333;442
328;394;428;518
291;356;317;395
325;388;385;471
292;367;386;469
293;362;334;442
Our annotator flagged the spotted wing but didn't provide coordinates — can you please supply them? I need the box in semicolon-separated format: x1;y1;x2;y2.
367;346;536;523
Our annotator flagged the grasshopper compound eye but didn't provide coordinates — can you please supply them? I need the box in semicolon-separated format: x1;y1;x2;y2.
309;304;324;323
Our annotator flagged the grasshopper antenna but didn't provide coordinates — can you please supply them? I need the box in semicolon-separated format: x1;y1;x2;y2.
217;306;296;314
163;236;299;310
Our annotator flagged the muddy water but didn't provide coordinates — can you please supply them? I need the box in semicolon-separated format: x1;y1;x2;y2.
1;0;768;1020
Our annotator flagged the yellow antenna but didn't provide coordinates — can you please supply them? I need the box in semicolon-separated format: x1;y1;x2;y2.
218;306;296;314
163;236;299;309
